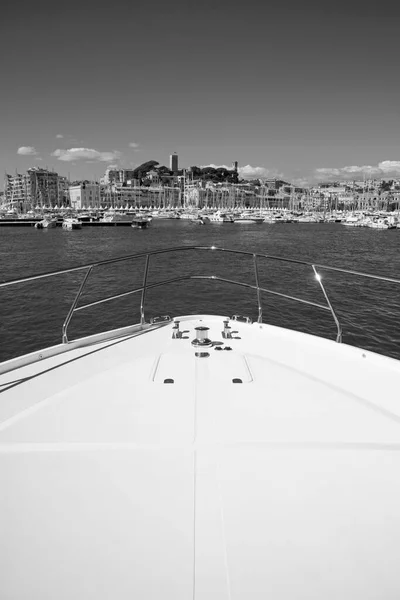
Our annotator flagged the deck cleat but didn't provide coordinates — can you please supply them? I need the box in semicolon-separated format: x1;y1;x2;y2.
150;315;171;324
172;320;182;339
222;319;232;339
231;315;252;324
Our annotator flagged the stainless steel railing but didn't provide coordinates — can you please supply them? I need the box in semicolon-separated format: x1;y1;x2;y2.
2;245;400;345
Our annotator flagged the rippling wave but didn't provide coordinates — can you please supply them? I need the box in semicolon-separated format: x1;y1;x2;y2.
1;221;400;362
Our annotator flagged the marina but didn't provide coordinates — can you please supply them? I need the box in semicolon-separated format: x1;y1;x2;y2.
2;208;400;228
0;218;142;226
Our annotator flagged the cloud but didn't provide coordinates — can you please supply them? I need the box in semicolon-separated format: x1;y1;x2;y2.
17;146;38;156
378;160;400;173
238;165;283;179
56;134;64;139
52;147;122;162
129;142;139;149
200;163;231;170
313;160;400;182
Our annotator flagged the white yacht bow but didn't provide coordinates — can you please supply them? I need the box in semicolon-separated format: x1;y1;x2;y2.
1;245;400;600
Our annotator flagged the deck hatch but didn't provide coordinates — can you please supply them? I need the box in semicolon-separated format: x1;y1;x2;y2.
153;354;195;384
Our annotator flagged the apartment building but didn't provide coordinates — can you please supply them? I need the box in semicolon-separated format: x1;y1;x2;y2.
4;168;65;209
100;168;138;186
69;183;101;210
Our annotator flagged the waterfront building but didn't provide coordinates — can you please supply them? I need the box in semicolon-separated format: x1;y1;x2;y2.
263;178;290;190
69;183;101;210
160;174;181;187
3;173;30;211
4;168;65;211
100;168;138;186
319;186;347;197
100;169;118;185
100;185;141;209
58;176;70;206
169;153;178;174
97;183;181;209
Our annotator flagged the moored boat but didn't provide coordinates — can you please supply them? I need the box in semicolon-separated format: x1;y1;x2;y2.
368;219;389;230
131;215;151;228
208;210;234;223
35;217;58;229
62;217;82;230
342;214;364;227
233;211;264;224
152;210;180;219
100;211;133;223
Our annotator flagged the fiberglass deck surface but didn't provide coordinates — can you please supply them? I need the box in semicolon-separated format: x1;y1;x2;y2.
1;317;400;600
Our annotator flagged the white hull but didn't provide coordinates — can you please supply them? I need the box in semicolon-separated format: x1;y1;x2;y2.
35;219;58;229
62;223;81;229
208;211;234;223
62;218;82;230
368;221;389;229
234;218;264;224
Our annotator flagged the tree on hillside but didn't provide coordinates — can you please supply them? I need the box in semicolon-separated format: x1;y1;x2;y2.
133;160;159;178
197;166;238;183
156;165;172;175
380;180;393;192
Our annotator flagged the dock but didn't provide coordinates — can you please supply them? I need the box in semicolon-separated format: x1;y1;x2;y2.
0;220;135;227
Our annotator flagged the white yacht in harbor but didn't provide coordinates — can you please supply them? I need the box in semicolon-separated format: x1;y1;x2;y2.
179;210;202;220
62;217;82;230
151;209;180;219
342;213;364;226
131;214;152;228
208;210;234;223
35;216;58;229
297;213;320;223
1;245;400;600
368;218;389;230
233;210;264;224
99;211;133;223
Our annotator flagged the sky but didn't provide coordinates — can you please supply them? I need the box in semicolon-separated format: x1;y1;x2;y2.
1;0;400;185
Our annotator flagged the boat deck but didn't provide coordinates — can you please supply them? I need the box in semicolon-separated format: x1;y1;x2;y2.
1;316;400;444
1;317;400;599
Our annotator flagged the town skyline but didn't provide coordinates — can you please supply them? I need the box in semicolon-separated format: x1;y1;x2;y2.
1;0;400;185
5;158;400;189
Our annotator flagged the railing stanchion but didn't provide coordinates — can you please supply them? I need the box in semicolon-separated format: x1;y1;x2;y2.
140;254;150;326
3;245;400;348
62;266;93;344
312;265;342;343
253;254;263;323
